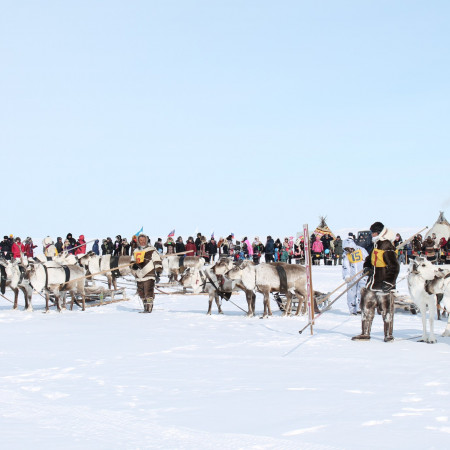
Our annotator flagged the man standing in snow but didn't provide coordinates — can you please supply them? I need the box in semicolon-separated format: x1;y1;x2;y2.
342;238;368;315
333;236;343;265
130;234;163;313
352;222;400;342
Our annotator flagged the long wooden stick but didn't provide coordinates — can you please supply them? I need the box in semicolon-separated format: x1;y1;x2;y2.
396;227;428;250
316;270;364;305
60;239;97;254
0;292;13;304
160;250;193;258
299;273;366;334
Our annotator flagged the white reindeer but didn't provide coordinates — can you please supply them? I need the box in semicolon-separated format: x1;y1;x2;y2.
408;257;450;343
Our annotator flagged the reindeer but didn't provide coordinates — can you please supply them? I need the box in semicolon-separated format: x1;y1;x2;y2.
224;261;308;318
409;257;450;341
78;252;131;290
210;258;257;317
0;258;34;310
162;255;205;282
179;267;236;315
27;261;86;312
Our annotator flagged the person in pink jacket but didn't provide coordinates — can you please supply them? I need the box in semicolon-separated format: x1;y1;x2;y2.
312;236;324;265
242;237;253;259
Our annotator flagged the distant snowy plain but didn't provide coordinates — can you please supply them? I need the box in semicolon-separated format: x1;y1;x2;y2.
1;264;449;449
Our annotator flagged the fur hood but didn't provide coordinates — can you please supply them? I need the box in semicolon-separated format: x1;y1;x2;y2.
343;238;357;251
372;227;396;244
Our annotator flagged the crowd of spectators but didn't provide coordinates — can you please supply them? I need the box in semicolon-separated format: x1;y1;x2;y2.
2;231;449;266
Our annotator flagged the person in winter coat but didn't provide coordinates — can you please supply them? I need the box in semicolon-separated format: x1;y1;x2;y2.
283;237;294;264
24;237;37;258
342;238;368;315
105;237;114;255
242;237;253;259
43;237;58;260
333;236;343;265
252;237;264;264
394;233;405;264
199;236;210;263
175;236;185;254
55;237;64;255
411;234;422;259
274;238;282;262
130;235;138;254
63;239;73;254
153;238;162;254
0;236;12;260
218;237;229;256
352;222;400;342
422;236;436;263
226;235;234;256
438;237;447;264
11;237;25;260
101;239;107;255
208;238;218;263
445;237;450;264
66;233;77;254
280;247;289;262
121;238;130;255
114;235;122;256
75;235;86;255
195;233;202;255
164;237;176;254
265;236;275;262
92;239;100;255
130;234;163;313
311;237;324;265
185;237;197;257
321;233;333;252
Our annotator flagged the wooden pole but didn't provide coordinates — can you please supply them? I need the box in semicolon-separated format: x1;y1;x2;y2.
60;239;97;255
303;224;314;335
316;269;364;306
396;227;428;250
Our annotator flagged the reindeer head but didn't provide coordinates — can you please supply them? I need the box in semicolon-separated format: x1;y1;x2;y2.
211;257;233;276
180;267;203;293
78;251;95;269
410;257;437;281
225;260;246;280
27;263;45;292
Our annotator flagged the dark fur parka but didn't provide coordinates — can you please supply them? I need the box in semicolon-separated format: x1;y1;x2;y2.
363;238;400;291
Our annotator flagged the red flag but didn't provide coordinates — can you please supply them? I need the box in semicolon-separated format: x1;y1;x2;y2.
168;229;175;237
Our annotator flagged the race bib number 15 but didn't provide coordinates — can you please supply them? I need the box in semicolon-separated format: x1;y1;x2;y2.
347;249;363;263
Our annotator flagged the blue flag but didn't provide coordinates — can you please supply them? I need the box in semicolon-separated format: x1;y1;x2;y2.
135;226;143;237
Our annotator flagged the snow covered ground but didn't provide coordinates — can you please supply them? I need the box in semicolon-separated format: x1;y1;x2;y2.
1;264;449;449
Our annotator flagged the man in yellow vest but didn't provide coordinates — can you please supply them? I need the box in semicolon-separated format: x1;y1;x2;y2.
352;222;400;342
130;234;163;313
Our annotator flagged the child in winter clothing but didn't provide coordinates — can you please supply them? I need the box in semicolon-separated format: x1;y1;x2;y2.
280;248;289;262
312;237;324;265
342;238;368;315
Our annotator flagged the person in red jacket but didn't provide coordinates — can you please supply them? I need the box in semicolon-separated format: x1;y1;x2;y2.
24;237;37;258
185;236;197;257
75;235;86;255
11;237;25;260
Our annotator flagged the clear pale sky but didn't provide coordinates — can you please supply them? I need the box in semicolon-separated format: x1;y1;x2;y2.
1;1;449;241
